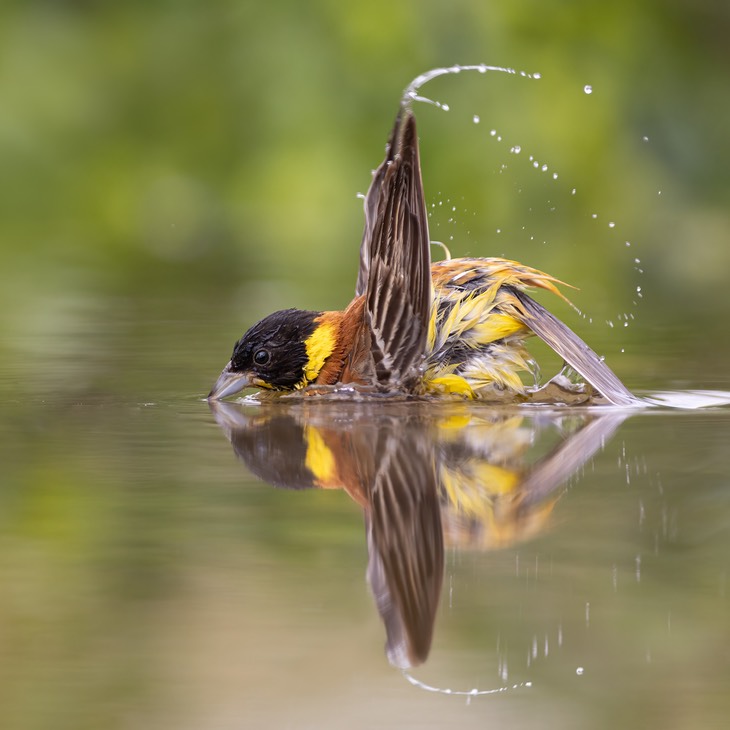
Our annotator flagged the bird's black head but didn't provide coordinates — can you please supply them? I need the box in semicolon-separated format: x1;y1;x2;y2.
230;308;322;389
208;308;326;399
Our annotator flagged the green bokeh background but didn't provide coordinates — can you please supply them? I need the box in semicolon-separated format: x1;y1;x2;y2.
1;0;729;400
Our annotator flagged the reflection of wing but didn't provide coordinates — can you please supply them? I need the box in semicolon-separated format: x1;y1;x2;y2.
365;426;443;668
357;109;432;388
517;413;627;505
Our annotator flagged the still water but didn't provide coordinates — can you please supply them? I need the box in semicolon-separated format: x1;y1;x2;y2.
2;360;729;728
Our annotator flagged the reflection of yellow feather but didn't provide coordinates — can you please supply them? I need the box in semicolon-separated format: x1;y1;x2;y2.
440;465;517;517
304;425;336;486
435;412;557;550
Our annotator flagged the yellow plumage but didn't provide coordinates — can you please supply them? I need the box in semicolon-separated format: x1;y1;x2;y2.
301;322;337;387
422;257;571;398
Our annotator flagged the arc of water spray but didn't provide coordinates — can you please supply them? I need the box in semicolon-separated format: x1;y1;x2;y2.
401;64;542;111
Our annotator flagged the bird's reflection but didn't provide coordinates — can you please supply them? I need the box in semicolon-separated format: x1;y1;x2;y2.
209;400;626;668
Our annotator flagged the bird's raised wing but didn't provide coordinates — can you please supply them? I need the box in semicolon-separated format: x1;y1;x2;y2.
356;112;401;298
358;108;432;388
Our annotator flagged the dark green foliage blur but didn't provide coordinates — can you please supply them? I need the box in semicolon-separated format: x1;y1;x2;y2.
1;0;729;397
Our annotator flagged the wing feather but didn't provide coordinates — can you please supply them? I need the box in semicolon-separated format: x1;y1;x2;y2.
514;290;640;407
356;114;402;298
360;109;432;387
366;425;443;667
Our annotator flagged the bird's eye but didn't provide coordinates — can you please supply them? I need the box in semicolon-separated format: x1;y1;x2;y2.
253;349;270;366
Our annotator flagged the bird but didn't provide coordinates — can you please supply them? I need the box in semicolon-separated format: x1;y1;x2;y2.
208;105;638;406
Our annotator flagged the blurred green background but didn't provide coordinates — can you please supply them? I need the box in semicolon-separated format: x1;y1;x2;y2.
1;0;730;402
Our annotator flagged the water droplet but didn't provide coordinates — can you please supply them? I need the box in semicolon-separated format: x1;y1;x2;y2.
591;213;598;219
583;85;593;94
497;136;502;141
441;103;450;111
490;129;497;136
608;221;616;228
552;172;559;180
571;188;576;195
533;161;539;168
625;241;631;247
510;145;522;154
634;257;641;263
533;72;542;80
642;135;649;142
473;114;480;124
636;286;642;293
576;667;585;676
541;164;548;172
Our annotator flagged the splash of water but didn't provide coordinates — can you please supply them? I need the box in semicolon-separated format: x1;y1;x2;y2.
643;390;730;409
402;670;532;699
401;64;649;349
402;64;541;110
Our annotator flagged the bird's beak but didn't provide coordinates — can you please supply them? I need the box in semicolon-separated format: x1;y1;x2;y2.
207;362;253;400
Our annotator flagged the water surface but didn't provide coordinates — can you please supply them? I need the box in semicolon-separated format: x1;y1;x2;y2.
2;367;729;729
